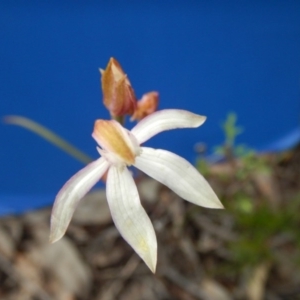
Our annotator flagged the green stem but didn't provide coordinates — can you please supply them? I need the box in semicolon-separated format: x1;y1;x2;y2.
111;115;125;126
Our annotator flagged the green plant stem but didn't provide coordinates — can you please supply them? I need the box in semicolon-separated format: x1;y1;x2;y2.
111;115;125;126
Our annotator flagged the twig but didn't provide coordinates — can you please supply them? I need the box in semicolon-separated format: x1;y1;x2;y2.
98;254;140;300
161;266;210;300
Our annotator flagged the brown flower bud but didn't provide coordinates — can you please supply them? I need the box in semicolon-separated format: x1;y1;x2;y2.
131;92;159;121
100;58;137;116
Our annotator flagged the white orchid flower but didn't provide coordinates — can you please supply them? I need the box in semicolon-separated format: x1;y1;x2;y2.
50;109;223;272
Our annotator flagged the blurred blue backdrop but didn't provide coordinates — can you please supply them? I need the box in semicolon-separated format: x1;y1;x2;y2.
1;1;300;214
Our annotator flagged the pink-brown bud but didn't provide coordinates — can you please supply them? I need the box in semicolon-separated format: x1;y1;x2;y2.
100;58;137;117
131;92;159;121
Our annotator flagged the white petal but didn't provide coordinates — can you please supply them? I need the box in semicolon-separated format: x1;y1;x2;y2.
50;157;110;243
131;109;206;144
106;165;157;272
134;147;223;209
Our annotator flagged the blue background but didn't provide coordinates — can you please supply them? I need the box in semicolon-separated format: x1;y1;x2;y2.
1;1;300;214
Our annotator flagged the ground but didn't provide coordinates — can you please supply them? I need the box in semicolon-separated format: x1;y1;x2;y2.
0;146;299;300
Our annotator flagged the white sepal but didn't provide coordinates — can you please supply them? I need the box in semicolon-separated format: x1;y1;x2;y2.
106;165;157;272
134;147;223;209
131;109;206;144
50;157;110;243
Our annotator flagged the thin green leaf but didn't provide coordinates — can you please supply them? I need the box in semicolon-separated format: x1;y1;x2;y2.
3;115;93;165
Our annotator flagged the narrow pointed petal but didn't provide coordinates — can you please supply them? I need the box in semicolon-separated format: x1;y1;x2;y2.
134;147;223;209
131;109;206;144
50;157;110;243
106;165;157;272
